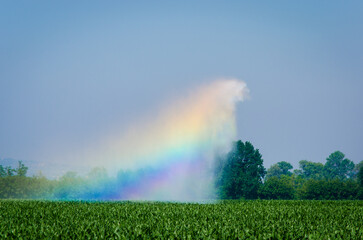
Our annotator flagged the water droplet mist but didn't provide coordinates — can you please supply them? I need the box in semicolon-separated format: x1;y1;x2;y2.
50;79;249;201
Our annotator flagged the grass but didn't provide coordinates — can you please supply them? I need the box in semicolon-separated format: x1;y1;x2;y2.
0;200;362;239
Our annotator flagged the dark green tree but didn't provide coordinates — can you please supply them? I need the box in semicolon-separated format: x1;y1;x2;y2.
266;161;293;179
278;161;293;175
5;166;15;176
0;165;6;177
324;151;354;180
358;165;363;186
300;179;359;200
357;165;363;200
296;160;324;180
217;141;266;199
259;175;295;199
352;160;363;179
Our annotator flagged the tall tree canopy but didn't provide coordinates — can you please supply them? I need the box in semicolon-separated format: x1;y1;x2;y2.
266;161;293;179
295;160;325;180
217;141;266;199
324;151;354;180
352;160;363;179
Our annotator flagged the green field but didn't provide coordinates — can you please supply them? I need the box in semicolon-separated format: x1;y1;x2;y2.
0;200;362;239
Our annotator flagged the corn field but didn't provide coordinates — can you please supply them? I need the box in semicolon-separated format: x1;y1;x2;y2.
0;200;362;239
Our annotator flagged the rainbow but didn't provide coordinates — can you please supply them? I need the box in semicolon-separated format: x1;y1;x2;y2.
50;79;249;201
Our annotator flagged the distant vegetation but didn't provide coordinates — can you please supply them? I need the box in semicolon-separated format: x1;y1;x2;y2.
1;141;362;200
215;141;362;200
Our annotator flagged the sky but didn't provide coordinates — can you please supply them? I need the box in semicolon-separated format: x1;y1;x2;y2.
1;1;362;176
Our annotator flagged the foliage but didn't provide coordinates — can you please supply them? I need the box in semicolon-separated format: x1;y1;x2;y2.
358;165;363;186
299;179;360;200
259;175;295;199
358;166;363;200
52;171;84;199
265;161;293;179
217;141;266;199
1;149;362;201
15;161;28;176
324;151;355;180
0;161;27;177
0;176;54;199
352;160;363;179
295;160;325;180
0;200;362;239
5;166;15;176
0;165;5;177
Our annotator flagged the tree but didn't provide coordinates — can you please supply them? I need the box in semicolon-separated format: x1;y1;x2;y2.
85;167;110;199
0;165;6;177
299;179;359;200
217;141;266;199
277;161;293;175
357;165;363;200
324;151;354;180
15;161;28;176
358;165;363;186
259;175;295;199
266;161;293;179
296;160;324;180
352;160;363;179
5;166;15;176
54;171;83;200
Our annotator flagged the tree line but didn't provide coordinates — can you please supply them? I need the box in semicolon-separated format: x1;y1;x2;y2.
1;140;362;200
216;141;363;200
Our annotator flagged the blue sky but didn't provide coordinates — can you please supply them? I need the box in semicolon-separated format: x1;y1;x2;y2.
1;1;362;174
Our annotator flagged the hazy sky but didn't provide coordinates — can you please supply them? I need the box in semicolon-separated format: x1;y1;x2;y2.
1;1;362;173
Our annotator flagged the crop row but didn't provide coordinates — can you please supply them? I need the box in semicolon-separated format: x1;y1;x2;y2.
0;200;362;239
